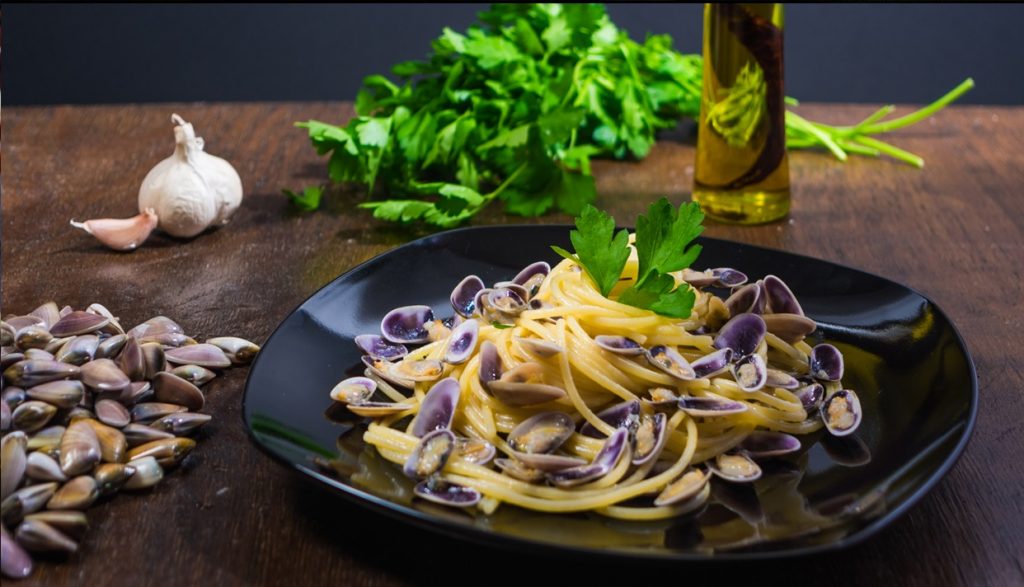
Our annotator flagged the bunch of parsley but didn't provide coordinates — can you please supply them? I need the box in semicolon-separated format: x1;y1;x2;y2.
291;3;973;226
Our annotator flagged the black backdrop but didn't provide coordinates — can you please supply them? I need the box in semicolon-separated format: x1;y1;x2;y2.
3;3;1021;106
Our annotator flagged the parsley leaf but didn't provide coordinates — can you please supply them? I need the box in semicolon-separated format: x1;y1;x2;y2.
553;204;630;297
282;186;324;212
633;198;704;289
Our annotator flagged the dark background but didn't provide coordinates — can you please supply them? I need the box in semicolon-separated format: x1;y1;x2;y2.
3;3;1022;106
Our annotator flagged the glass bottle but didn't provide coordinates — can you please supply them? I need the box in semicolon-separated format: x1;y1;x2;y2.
693;3;789;224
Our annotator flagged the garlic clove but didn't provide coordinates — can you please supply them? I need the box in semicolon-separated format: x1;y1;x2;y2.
70;208;158;251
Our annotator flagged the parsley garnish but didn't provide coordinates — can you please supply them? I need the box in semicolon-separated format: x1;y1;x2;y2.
555;199;704;319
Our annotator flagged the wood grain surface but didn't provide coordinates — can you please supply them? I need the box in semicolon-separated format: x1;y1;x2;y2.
2;103;1022;586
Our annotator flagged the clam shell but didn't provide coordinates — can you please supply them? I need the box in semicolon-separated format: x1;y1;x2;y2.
95;399;131;428
494;458;546;483
80;358;131;394
12;482;58;515
15;326;54;351
763;275;804;316
353;334;407;362
206;337;260;365
450;275;485;318
646;345;696;380
152;372;205;411
402;429;455;479
26;426;65;452
713;313;767;356
486;362;566;406
580;400;640;438
148;412;212;436
655;468;710;506
3;359;81;388
732;353;767;392
413;478;481;508
122;423;176;446
443;319;479;365
55;335;100;366
26;380;85;409
1;431;28;501
739;431;802;458
1;402;9;433
29;302;61;329
762;313;816;344
131;402;188;424
123;456;163;490
164;344;231;369
477;340;502;385
94;334;128;359
708;453;762;483
516;337;563;358
548;428;629;488
26;451;68;483
94;463;136;496
127;437;196;468
1;524;33;579
141;342;167;379
49;310;110;337
820;389;862;437
381;305;434;344
60;420;102;476
117;338;146;381
24;510;88;540
23;348;55;361
15;519;78;554
810;344;844;382
329;377;376;405
12;400;57;432
126;316;183;340
594;335;645;356
453;437;495;466
410;378;460;437
507;411;574;455
632;412;668;466
691;348;733;379
724;282;767;317
46;476;98;510
1;321;17;347
80;418;128;463
169;364;217;386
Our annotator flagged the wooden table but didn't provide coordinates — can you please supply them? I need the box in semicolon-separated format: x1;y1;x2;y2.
2;103;1022;586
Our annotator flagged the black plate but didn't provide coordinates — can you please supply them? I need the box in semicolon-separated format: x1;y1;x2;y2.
242;225;977;560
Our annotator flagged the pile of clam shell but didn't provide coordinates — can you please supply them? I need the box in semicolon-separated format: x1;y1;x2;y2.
1;302;258;580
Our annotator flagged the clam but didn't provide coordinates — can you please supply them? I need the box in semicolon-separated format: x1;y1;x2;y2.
511;261;550;296
724;282;766;317
29;302;61;329
632;412;668;465
44;337;72;355
361;356;414;389
680;268;718;288
24;510;89;540
80;358;131;394
410;378;460;437
1;402;9;432
164;344;232;369
2;387;27;409
3;360;81;388
14;519;78;554
141;342;166;379
26;452;68;482
26;426;64;452
478;341;503;385
125;381;153;405
12;482;58;515
655;468;711;507
796;382;825;412
388;359;445;383
403;429;455;479
60;420;102;475
26;380;85;409
206;336;260;365
47;476;99;510
126;316;183;340
494;458;546;483
450;275;485;318
580;400;640;438
49;310;109;338
152;372;205;411
23;348;55;361
131;402;188;424
765;369;800;390
644;387;679;411
453;437;495;466
6;315;46;331
12;401;58;432
413;478;481;508
138;332;191;347
55;335;100;366
739;431;801;458
646;345;696;380
594;335;645;356
443;319;479;365
169;364;216;386
94;334;128;360
691;348;733;378
516;337;563;359
127;437;196;468
762;313;816;344
80;419;128;463
15;326;53;350
548;428;629;488
507;411;574;456
354;334;408;362
95;399;131;428
85;302;119;322
94;463;136;496
1;494;23;528
682;267;748;289
708;452;762;483
820;389;862;437
123;456;164;490
732;354;767;392
486;287;528;315
713;313;767;356
345;402;415;418
487;362;566;406
123;423;176;446
1;431;28;501
1;352;25;370
381;305;434;344
810;344;844;382
763;275;804;316
1;321;16;347
329;377;376;405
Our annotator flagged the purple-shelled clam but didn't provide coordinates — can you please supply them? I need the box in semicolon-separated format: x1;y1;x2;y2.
646;345;696;380
765;369;800;390
495;458;546;483
796;382;825;412
507;411;574;455
411;378;461;437
713;313;767;357
486;363;566;406
739;431;801;458
632;412;668;465
707;452;762;483
477;341;503;385
516;337;563;358
487;287;528;315
677;394;748;417
413;477;481;508
594;335;645;356
732;354;767;392
762;313;817;344
444;319;479;365
654;467;710;507
580;400;640;438
361;356;414;389
450;275;485;318
403;429;455;479
712;268;749;288
810;344;844;381
724;282;766;317
548;428;629;488
680;268;718;289
644;387;679;411
388;359;445;382
763;275;804;316
380;305;434;344
691;348;733;379
354;334;408;362
820;389;862;437
511;261;551;296
49;311;110;338
345;401;415;418
472;288;492;319
454;437;496;466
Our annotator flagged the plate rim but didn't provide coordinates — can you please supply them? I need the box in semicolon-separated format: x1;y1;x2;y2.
242;223;979;561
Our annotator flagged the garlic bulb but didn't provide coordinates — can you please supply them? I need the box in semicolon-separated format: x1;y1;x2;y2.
70;208;159;251
138;114;243;238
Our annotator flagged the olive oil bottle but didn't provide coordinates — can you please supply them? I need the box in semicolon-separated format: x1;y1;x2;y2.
693;3;789;224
